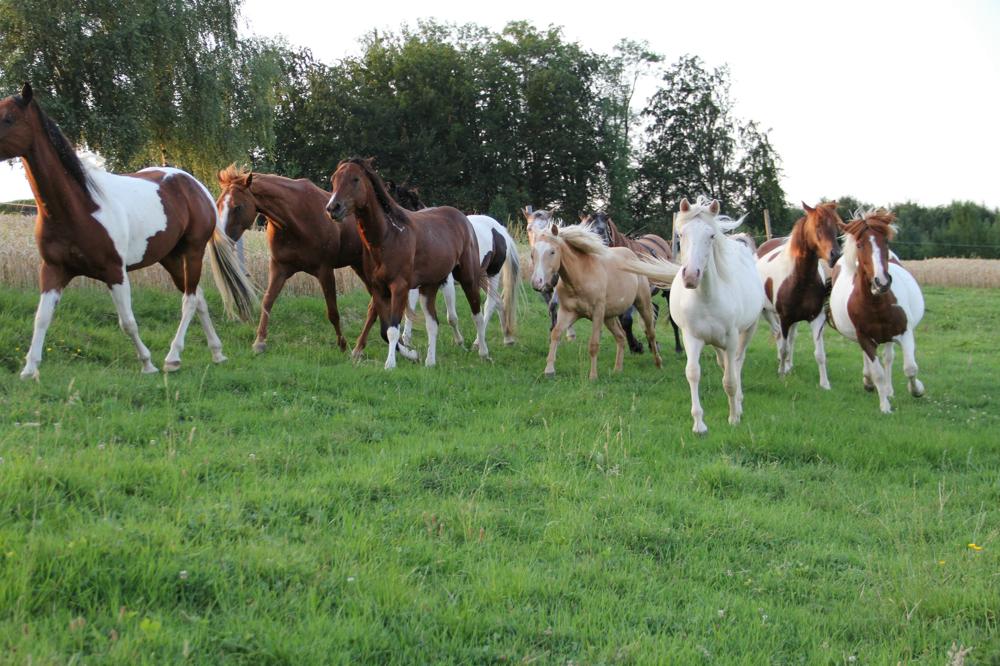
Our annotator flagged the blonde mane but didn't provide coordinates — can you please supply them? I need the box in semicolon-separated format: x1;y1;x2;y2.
676;195;745;234
536;224;609;257
218;163;251;187
675;196;750;283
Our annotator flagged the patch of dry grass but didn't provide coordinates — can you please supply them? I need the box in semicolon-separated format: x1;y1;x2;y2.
902;257;1000;288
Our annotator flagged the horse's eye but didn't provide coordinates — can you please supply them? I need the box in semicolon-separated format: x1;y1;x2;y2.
2;115;12;125
353;177;360;183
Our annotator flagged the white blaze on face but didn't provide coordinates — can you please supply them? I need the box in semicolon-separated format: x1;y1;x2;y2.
870;235;888;289
531;238;556;291
327;192;338;211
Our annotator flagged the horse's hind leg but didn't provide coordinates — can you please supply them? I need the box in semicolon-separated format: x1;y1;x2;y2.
810;314;831;389
108;275;158;374
621;307;644;354
477;274;501;350
664;291;683;354
419;285;441;367
636;289;661;369
899;330;925;397
317;266;348;351
163;252;219;371
587;304;606;380
455;267;488;359
442;276;465;348
254;260;290;353
353;297;378;361
402;288;418;347
606;316;627;373
20;263;70;380
193;287;226;364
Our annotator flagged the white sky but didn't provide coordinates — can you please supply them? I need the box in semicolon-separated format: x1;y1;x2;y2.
3;0;998;208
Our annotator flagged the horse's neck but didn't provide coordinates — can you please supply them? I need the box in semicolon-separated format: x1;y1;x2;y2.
355;202;394;250
788;223;820;279
21;140;92;223
556;243;589;287
253;176;325;233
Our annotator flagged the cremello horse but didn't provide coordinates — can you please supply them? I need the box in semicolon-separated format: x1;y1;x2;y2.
828;208;925;413
671;197;765;433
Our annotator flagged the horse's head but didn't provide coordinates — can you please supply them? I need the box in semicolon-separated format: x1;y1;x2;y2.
387;180;425;211
216;165;258;241
529;225;563;292
0;83;39;161
327;159;375;221
676;197;721;289
800;201;844;265
581;212;613;246
845;209;897;296
525;208;559;247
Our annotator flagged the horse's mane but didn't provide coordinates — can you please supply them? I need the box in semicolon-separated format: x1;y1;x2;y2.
387;180;426;211
19;96;90;194
676;195;744;233
219;163;250;187
342;157;408;227
844;208;898;241
539;224;608;256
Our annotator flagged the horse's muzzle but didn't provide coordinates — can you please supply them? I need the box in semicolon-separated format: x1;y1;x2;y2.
682;266;701;289
327;201;346;221
871;274;893;295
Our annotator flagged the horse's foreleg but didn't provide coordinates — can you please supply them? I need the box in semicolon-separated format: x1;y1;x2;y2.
317;267;347;352
254;262;290;353
384;282;412;370
862;346;892;413
352;297;378;361
402;288;419;347
545;308;576;377
164;291;199;372
881;342;895;399
588;305;606;380
899;330;925;397
20;264;69;380
109;276;158;374
810;314;830;390
683;331;707;434
456;270;488;359
621;307;643;354
419;286;441;367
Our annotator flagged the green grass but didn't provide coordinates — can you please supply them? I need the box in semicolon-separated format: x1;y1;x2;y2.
0;283;997;664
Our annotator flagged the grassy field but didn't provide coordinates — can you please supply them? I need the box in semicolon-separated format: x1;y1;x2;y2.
0;280;997;664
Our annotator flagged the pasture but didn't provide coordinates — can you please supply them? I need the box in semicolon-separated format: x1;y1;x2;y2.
0;273;997;663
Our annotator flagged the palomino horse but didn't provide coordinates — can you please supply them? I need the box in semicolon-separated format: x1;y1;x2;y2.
756;202;843;388
216;166;367;353
584;212;683;355
326;158;488;369
828;209;925;413
671;197;765;434
388;182;519;349
523;207;576;341
529;224;679;379
0;83;255;379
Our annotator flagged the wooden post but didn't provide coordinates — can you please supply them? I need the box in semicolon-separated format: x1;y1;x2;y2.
763;209;772;241
671;212;679;257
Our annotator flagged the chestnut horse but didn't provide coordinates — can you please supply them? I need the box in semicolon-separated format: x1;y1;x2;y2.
829;209;925;413
0;83;255;379
756;202;843;389
326;158;488;369
584;212;683;355
530;224;679;380
216;166;367;353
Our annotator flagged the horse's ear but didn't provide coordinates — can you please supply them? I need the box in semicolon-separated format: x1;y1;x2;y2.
679;198;691;212
802;201;815;214
522;206;533;220
20;82;33;105
708;199;720;215
550;223;559;236
580;214;589;223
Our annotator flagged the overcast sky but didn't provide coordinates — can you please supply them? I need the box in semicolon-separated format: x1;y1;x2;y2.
3;0;998;208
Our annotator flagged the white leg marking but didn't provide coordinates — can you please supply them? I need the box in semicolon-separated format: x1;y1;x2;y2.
473;311;489;358
110;279;158;374
385;325;400;370
683;332;707;434
899;330;924;397
164;292;199;371
194;287;227;363
810;315;830;390
402;289;418;347
478;274;501;349
882;343;895;398
20;290;61;380
443;277;464;347
420;294;438;367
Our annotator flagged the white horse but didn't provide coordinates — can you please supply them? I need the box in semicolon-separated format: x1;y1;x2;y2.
403;214;519;351
670;197;765;434
828;208;925;413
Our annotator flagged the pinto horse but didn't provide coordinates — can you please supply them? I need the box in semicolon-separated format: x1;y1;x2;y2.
326;158;488;369
583;212;683;355
530;224;679;380
756;202;843;388
387;182;519;348
216;166;367;353
0;83;255;379
671;197;765;434
829;209;925;413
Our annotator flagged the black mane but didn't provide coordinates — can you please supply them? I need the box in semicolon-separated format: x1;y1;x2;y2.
344;157;408;226
22;97;90;193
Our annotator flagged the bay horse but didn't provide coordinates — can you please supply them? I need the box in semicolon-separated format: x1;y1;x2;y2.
670;197;765;434
530;224;679;380
387;182;519;348
584;212;683;355
216;166;367;353
828;208;925;413
755;202;843;389
0;83;256;379
326;158;488;369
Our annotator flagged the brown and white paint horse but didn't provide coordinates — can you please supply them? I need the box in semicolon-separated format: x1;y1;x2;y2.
326;158;489;369
756;202;843;388
0;83;255;379
216;166;367;353
829;209;925;413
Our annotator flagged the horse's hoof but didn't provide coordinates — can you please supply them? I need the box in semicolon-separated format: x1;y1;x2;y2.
252;341;267;354
384;360;397;370
693;423;708;435
544;370;556;379
503;337;516;346
820;380;831;390
629;344;644;354
163;360;182;373
729;415;741;426
213;354;228;365
19;368;39;381
351;349;365;362
910;380;925;397
336;338;348;352
142;365;160;375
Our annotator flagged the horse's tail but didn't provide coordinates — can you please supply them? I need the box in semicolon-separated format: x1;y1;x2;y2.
619;253;681;288
207;219;259;322
500;230;519;341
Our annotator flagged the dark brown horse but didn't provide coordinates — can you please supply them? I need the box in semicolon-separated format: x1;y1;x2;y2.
216;166;368;353
0;83;255;379
326;158;488;369
584;212;683;355
755;202;843;388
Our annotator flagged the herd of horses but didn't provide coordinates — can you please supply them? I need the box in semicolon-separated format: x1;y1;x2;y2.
0;83;925;432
